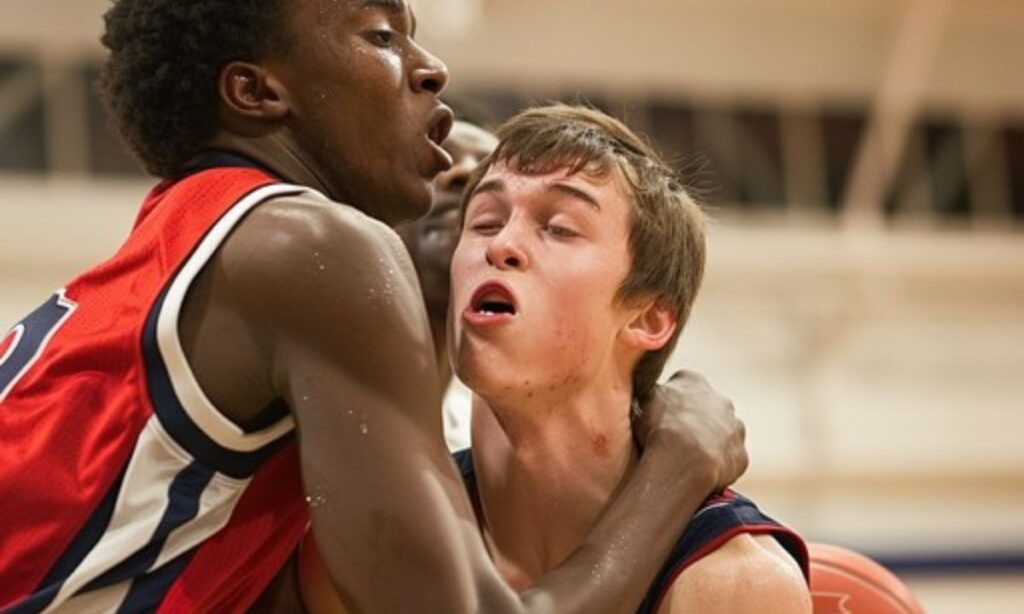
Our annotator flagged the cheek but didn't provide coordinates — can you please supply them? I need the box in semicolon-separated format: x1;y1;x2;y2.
448;241;473;300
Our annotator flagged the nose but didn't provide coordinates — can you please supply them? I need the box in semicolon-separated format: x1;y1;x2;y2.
435;155;479;193
411;46;450;95
484;225;528;271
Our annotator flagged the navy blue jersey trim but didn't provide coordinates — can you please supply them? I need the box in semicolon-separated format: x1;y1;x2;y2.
180;151;279;179
116;549;197;614
636;491;808;613
4;464;131;614
143;284;291;480
451;449;806;614
79;462;214;594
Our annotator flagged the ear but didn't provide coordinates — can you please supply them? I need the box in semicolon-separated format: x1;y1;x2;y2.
621;299;678;352
218;61;289;128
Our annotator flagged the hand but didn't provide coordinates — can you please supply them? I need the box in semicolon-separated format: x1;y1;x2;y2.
633;370;748;491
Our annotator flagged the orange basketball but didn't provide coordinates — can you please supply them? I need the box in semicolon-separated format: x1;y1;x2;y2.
808;542;926;614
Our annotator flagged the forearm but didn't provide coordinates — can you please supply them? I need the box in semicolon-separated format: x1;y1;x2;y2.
515;438;716;614
300;437;715;614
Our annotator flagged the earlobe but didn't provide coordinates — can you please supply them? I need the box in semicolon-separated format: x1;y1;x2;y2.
624;300;677;351
219;62;289;125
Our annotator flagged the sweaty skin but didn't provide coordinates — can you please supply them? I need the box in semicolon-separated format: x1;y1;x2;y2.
178;1;747;611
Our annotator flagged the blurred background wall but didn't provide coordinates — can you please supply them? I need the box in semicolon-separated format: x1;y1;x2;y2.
1;1;1022;611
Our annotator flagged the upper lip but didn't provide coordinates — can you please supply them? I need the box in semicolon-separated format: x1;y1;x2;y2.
427;105;454;147
469;281;518;316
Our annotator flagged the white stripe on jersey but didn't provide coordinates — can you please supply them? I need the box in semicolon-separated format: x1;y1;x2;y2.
155;182;313;453
45;417;250;613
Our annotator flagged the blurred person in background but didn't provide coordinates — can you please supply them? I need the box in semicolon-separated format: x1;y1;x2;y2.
396;120;498;386
298;105;811;613
0;1;751;612
395;119;498;450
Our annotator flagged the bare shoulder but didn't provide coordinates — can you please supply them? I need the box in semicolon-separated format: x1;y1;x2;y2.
220;190;417;300
212;189;435;407
657;534;811;614
213;190;427;336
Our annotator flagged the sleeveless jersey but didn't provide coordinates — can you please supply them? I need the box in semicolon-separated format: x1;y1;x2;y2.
0;157;314;613
453;449;809;614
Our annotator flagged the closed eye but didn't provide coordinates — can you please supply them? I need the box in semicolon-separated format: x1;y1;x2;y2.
368;29;395;47
545;224;578;238
468;219;505;235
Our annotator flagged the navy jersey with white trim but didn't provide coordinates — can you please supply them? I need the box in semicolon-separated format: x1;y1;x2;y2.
452;449;809;613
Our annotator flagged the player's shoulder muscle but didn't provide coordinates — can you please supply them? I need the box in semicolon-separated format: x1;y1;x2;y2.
658;534;811;614
218;191;420;327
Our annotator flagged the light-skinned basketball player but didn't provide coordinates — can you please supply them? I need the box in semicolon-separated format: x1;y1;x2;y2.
299;105;812;613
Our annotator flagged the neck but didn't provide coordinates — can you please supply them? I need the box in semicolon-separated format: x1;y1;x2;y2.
202;132;335;199
429;315;452;388
469;378;637;588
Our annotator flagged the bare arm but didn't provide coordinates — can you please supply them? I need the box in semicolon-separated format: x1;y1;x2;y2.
657;535;811;614
225;194;746;613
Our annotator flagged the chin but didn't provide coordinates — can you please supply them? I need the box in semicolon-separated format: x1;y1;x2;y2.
454;344;508;396
389;185;433;225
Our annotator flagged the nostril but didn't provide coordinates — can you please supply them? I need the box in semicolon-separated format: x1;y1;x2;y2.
419;76;443;94
505;256;520;268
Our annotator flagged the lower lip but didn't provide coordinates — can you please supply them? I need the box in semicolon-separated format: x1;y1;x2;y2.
462;307;515;328
425;137;453;176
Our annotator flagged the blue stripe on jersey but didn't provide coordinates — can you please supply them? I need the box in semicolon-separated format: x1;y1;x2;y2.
451;449;807;614
142;286;289;479
4;465;131;614
79;462;214;594
181;151;279;179
116;550;197;614
636;491;807;613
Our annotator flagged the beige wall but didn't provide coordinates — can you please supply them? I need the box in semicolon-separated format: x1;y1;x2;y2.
3;0;1023;115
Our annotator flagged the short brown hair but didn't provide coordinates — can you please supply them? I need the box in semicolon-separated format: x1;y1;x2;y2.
462;104;706;401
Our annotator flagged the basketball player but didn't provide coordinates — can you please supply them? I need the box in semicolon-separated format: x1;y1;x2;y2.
447;106;813;613
0;3;748;613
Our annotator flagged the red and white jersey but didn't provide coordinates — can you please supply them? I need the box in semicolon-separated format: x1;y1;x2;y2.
0;157;314;613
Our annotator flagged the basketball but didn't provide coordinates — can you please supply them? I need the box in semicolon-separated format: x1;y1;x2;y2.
808;543;926;614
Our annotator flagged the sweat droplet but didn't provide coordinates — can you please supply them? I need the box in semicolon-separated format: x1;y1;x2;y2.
359;422;369;435
305;492;327;509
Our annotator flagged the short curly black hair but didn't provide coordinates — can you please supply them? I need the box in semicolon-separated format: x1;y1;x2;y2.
99;0;292;178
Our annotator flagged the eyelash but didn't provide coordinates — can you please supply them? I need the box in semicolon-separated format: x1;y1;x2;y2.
545;224;578;238
469;221;503;235
369;30;395;47
468;219;579;240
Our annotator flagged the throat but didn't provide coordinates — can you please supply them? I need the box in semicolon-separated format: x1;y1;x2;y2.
470;394;638;584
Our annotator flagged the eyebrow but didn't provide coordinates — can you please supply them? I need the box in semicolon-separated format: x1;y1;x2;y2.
469;177;602;212
357;0;415;36
470;177;506;200
549;182;602;212
357;0;406;12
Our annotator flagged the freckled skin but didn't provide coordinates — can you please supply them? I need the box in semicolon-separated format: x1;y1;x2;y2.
451;162;635;407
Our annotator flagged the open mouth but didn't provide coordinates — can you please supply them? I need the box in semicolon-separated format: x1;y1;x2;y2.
427;107;454;149
470;283;517;316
